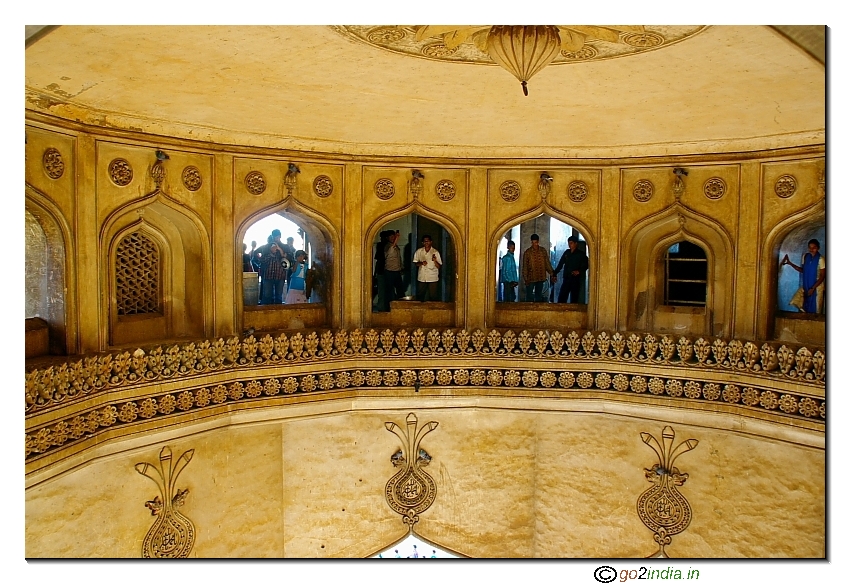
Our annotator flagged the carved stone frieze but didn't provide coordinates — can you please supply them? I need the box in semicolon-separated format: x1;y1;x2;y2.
435;179;456;201
384;413;439;527
637;426;698;558
135;446;195;558
313;175;333;198
568;180;588;202
25;344;824;461
24;329;826;418
623;32;665;48
500;180;521;202
245;171;266;195
633;179;653;202
703;177;726;200
109;158;133;186
775;174;797;198
42;147;64;179
181;166;202;191
561;45;598;60
374;178;395;200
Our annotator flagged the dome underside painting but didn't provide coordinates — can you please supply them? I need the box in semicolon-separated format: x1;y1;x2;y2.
25;25;824;158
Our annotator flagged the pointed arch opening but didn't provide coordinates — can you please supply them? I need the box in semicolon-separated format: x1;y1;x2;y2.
238;204;337;333
369;212;457;328
492;212;591;330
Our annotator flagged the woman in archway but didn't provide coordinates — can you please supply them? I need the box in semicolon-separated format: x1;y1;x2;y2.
781;238;825;314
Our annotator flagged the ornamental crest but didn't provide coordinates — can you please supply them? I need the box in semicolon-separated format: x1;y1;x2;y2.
135;446;196;558
384;413;438;527
636;426;698;558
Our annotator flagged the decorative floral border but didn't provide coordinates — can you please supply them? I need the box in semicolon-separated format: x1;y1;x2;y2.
25;366;824;461
25;329;825;415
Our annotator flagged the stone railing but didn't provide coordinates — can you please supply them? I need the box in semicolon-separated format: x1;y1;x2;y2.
25;328;825;465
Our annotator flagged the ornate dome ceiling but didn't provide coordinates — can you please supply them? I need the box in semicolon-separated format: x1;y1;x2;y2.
24;25;824;159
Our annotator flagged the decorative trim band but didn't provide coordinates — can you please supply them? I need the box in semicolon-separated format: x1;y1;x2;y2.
26;329;825;416
26;366;824;463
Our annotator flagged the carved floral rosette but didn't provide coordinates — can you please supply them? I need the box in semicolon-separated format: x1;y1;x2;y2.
385;413;438;527
636;426;698;558
135;446;195;558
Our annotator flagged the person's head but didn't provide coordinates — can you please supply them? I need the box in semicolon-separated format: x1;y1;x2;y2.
391;230;400;243
422;234;432;249
295;250;307;263
531;233;540;248
243;243;247;251
507;240;515;253
568;235;578;252
808;239;820;254
271;229;282;241
267;235;274;244
287;237;294;245
251;240;256;248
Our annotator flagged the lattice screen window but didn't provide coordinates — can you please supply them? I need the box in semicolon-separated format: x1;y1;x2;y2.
115;231;161;315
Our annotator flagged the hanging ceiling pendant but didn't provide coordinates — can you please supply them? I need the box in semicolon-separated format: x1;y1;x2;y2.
486;26;561;96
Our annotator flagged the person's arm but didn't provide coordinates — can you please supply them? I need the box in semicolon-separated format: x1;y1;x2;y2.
574;254;589;276
781;253;802;273
553;251;567;275
808;258;825;296
433;251;442;269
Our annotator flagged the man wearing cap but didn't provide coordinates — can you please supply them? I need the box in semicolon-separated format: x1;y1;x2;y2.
553;235;589;303
521;233;555;302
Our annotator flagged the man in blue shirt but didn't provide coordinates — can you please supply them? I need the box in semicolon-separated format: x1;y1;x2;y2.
500;240;519;302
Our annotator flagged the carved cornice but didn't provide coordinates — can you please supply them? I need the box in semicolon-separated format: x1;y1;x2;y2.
24;329;825;468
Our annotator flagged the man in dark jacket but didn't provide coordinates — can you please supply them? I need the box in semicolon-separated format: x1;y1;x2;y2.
554;236;588;304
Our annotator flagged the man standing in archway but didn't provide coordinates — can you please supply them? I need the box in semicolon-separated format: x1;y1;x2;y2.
521;233;555;302
554;236;588;303
413;234;442;302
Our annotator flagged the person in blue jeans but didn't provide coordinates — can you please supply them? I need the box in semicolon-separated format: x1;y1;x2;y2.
285;250;309;304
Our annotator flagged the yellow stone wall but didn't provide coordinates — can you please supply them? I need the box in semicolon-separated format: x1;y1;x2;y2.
24;116;825;352
24;405;824;558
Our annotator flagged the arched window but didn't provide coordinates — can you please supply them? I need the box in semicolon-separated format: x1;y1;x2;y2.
663;241;707;307
777;223;825;316
372;213;455;312
115;231;161;316
496;214;588;304
241;212;327;306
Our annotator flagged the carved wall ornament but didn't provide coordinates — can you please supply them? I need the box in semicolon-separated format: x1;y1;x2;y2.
422;43;457;58
561;45;598;60
375;178;395;200
284;163;300;196
435;179;456;201
245;171;266;195
409;170;424;199
633;179;654;202
42;148;64;179
775;174;797;198
135;446;195;558
637;426;698;558
538;173;553;200
313;175;333;198
116;231;160;316
367;26;405;44
181;166;202;191
109;158;133;186
500;180;521;202
385;413;439;527
672;168;687;199
623;32;665;48
703;177;726;200
568;180;588;203
151;160;166;190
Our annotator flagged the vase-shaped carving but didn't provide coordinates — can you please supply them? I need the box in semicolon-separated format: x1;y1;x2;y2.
135;446;196;558
384;413;438;527
636;426;698;558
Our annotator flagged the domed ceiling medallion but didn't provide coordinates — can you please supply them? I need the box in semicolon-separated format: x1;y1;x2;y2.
331;25;708;65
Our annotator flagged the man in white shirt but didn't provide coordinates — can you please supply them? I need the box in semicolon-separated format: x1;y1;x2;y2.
413;234;443;302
